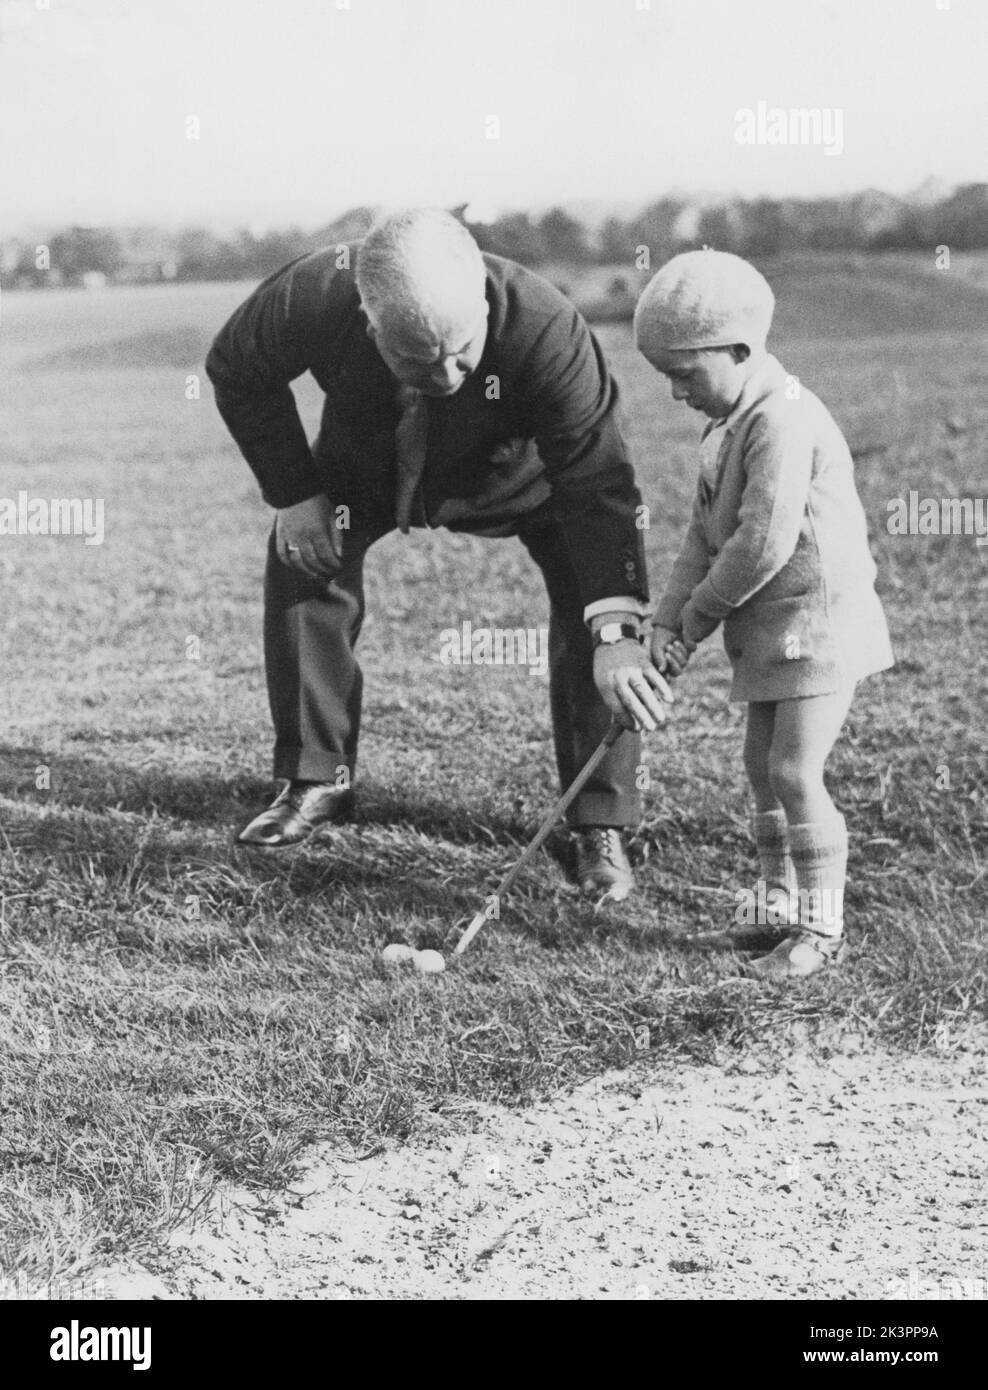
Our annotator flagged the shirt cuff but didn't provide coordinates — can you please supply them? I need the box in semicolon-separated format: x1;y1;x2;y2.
583;596;651;625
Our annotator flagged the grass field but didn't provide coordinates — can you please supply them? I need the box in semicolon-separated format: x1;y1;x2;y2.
0;256;986;1287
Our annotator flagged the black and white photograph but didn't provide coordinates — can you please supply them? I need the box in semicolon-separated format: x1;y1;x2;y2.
0;0;985;1342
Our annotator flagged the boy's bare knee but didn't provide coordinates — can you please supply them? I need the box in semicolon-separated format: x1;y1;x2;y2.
768;754;814;806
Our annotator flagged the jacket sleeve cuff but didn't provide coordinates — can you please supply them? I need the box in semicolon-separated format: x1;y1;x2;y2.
680;599;722;646
263;471;328;509
690;575;735;622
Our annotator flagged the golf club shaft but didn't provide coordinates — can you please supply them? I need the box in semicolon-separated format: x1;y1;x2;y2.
454;718;626;955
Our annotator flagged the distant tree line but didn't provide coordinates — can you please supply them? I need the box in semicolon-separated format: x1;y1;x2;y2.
464;186;988;262
4;185;987;289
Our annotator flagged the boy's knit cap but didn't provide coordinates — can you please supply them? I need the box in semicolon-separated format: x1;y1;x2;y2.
634;249;775;354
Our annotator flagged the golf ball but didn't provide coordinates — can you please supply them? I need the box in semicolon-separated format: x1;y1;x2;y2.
381;943;415;964
413;949;446;974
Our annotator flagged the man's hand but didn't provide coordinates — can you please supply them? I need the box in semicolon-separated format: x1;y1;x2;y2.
650;624;692;677
275;494;343;578
593;639;674;732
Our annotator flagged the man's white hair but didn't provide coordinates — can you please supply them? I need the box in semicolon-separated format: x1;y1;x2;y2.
356;208;486;334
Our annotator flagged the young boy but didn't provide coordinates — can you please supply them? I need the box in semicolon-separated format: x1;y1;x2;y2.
634;250;894;979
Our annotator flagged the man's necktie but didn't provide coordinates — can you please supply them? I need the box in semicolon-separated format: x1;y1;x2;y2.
394;385;430;534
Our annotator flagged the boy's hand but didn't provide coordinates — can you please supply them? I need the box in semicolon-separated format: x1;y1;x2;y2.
650;625;692;677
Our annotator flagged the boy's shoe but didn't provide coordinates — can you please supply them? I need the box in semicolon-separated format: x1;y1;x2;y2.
573;828;633;902
745;929;848;980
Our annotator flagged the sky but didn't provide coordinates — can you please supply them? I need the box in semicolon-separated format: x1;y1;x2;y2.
0;0;985;237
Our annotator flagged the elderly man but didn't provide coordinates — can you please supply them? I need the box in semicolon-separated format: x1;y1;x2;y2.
206;209;669;899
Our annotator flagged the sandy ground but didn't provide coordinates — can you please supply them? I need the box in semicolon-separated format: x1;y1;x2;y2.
110;1049;988;1302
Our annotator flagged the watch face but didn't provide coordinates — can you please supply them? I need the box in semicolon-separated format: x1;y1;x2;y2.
599;623;624;643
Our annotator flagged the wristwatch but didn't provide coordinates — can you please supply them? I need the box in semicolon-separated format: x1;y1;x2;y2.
592;622;642;650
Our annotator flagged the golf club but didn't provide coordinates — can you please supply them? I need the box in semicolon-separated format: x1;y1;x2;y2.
453;716;627;956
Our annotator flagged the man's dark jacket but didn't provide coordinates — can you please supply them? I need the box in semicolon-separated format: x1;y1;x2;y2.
205;246;649;610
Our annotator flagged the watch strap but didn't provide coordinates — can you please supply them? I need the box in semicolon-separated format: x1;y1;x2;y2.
592;622;643;649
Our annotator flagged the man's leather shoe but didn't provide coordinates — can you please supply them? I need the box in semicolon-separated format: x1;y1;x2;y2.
237;781;354;848
573;827;634;902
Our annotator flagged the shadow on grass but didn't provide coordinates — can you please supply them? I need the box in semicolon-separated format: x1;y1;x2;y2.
0;810;482;922
0;744;267;826
0;743;543;848
0;746;586;927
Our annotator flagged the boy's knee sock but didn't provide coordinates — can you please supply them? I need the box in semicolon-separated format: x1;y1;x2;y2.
788;814;847;937
752;808;798;899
